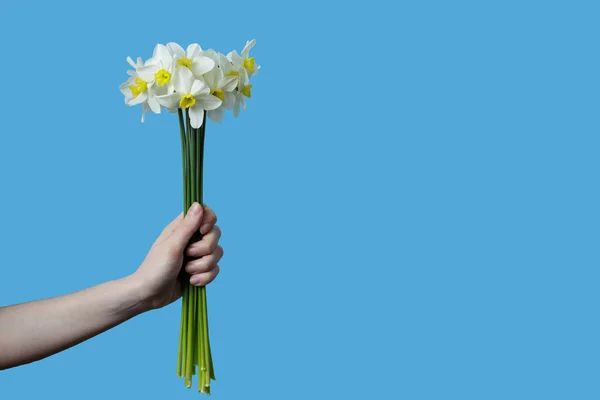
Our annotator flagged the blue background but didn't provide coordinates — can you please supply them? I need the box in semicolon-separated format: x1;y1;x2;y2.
0;0;599;398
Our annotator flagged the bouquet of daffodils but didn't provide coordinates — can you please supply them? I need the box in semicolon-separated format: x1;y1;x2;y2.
119;40;259;394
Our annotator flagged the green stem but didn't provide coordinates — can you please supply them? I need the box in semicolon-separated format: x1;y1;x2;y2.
178;109;188;211
199;119;205;205
198;115;213;385
201;287;209;387
176;111;184;378
177;109;214;392
183;284;189;378
186;112;193;210
197;281;205;392
188;111;197;208
192;285;197;372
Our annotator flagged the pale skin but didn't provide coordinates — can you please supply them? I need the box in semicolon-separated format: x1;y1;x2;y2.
0;202;223;370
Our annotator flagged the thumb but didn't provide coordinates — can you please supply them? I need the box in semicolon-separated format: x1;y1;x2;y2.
168;202;204;250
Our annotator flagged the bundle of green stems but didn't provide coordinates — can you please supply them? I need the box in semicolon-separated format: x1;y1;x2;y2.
176;108;215;394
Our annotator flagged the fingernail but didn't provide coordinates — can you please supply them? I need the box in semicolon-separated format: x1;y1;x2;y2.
200;223;211;234
190;275;202;285
189;202;201;215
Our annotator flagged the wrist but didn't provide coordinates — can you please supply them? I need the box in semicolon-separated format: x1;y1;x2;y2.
116;275;153;316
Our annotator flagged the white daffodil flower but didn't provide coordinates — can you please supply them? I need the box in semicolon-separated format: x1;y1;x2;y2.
227;39;260;78
202;64;238;123
217;53;240;86
126;56;144;73
156;67;222;128
119;57;162;122
135;44;176;92
217;53;252;118
166;42;216;78
233;71;252;118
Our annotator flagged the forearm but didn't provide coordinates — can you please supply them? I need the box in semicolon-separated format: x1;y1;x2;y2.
0;275;149;370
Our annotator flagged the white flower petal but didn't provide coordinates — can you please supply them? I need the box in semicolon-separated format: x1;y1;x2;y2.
151;82;172;97
241;39;256;59
187;44;201;58
127;56;137;69
128;90;148;106
120;77;136;96
147;95;161;114
208;107;225;124
191;56;215;77
143;57;159;67
218;53;233;73
219;75;238;92
168;81;176;94
224;92;236;109
174;67;194;93
202;68;220;90
153;44;174;69
238;68;250;88
227;50;243;68
191;79;209;96
201;49;218;62
167;42;185;58
141;102;150;123
189;105;205;129
153;44;170;60
196;93;222;111
137;64;159;82
156;93;181;109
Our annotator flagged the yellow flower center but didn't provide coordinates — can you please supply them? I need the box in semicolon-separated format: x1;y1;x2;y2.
154;69;172;87
211;89;224;101
177;57;193;69
243;57;255;71
129;78;148;98
179;94;196;109
241;84;252;98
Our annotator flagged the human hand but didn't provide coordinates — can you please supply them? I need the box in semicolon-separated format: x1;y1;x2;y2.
132;202;223;310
